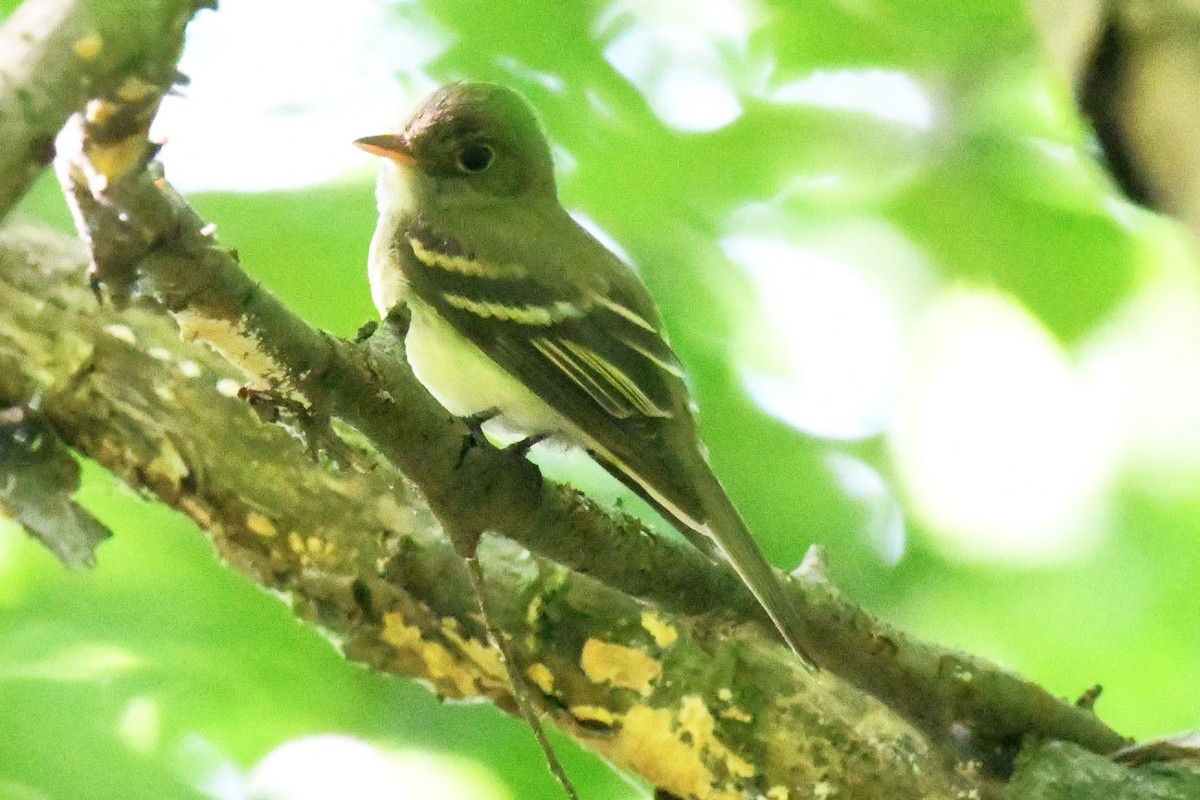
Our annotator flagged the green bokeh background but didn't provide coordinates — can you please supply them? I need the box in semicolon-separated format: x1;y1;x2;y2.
3;1;1198;798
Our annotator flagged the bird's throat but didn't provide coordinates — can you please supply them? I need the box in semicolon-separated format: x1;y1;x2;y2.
374;162;420;218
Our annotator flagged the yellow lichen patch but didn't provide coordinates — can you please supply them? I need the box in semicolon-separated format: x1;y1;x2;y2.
175;311;282;385
381;613;481;698
284;533;335;567
381;614;421;650
766;786;790;800
725;749;755;781
718;705;753;723
581;695;765;798
525;662;555;696
589;703;739;800
440;618;505;685
114;75;158;104
569;704;616;728
678;696;757;780
640;610;679;649
84;134;151;186
245;511;277;538
580;638;662;696
677;695;713;739
525;593;544;626
715;687;753;723
307;536;333;559
73;33;103;62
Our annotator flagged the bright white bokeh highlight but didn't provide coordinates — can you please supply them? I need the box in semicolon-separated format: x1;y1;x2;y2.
724;219;934;440
603;30;742;132
244;737;507;800
180;735;511;800
825;453;907;564
1081;232;1200;494
769;69;935;130
599;0;760;131
153;0;442;192
893;289;1116;564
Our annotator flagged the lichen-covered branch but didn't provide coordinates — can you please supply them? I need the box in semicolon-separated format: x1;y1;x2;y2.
0;222;983;800
0;0;1140;794
0;0;209;222
1008;738;1200;800
47;120;1128;776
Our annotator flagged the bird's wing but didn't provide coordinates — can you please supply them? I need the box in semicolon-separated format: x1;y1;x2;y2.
399;216;698;462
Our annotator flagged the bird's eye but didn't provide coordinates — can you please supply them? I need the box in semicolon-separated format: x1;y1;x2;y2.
457;143;494;173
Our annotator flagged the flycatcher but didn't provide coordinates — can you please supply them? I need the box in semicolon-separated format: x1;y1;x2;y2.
356;82;814;667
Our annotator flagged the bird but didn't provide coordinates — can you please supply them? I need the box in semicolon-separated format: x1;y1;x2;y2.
355;82;814;667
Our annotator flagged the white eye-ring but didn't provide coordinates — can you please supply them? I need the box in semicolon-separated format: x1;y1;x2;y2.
457;143;494;173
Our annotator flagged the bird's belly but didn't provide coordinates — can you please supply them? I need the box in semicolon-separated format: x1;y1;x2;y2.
406;303;574;439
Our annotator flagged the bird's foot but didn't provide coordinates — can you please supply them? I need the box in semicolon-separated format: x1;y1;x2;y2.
455;409;544;465
457;407;500;466
505;434;547;458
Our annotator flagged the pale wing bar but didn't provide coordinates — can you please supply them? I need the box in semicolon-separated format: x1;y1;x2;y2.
407;232;683;421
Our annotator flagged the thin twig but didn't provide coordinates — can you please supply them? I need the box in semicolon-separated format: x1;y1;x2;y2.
462;551;581;800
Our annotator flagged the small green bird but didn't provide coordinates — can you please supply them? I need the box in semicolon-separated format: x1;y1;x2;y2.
356;82;814;667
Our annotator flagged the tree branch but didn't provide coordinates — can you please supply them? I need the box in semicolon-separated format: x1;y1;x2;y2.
0;0;208;222
0;220;985;799
0;0;1148;795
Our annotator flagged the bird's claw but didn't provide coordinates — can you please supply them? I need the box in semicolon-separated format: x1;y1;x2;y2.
455;409;543;466
456;407;499;466
505;434;546;458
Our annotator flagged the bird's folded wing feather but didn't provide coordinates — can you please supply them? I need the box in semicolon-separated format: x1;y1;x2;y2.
399;220;709;522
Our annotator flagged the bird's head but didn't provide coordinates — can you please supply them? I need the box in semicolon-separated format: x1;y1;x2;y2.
355;82;556;199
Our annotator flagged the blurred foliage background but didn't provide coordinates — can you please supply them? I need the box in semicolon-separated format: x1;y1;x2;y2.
2;0;1199;797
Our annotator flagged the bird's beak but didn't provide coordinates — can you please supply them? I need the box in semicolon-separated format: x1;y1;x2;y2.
353;134;416;166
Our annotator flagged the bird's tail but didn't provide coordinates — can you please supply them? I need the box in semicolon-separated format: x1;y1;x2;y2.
593;450;816;669
689;465;817;669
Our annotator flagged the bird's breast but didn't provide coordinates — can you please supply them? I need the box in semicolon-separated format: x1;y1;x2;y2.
368;164;423;317
405;301;574;440
367;210;410;318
